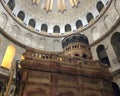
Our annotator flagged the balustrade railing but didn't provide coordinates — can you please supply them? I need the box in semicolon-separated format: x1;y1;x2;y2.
23;49;106;68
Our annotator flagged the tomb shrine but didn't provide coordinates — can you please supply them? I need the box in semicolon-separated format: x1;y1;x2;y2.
19;34;114;96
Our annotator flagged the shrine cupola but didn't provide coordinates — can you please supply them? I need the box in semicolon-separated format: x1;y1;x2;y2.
62;34;93;60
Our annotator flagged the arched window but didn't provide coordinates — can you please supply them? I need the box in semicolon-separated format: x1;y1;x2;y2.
7;0;15;11
65;24;71;32
53;25;60;33
1;45;16;69
17;11;25;21
112;82;120;96
96;45;110;65
76;20;83;29
28;19;36;28
111;32;120;62
86;13;94;23
82;54;87;59
41;24;48;32
96;1;104;13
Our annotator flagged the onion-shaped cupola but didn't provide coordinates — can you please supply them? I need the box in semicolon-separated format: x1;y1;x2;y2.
62;34;92;60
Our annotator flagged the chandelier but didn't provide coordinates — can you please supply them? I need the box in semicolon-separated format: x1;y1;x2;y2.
32;0;80;13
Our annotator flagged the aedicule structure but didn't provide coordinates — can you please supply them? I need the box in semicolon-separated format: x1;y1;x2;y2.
19;34;114;96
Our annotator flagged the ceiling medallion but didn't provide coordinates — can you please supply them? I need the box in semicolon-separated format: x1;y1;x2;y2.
32;0;80;13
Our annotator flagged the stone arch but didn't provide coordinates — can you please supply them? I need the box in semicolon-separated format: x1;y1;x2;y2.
111;32;120;62
40;38;46;45
53;39;60;51
104;15;112;29
0;13;8;29
91;27;99;40
39;38;46;50
115;0;120;14
34;38;44;49
96;44;110;65
12;25;20;37
25;33;33;45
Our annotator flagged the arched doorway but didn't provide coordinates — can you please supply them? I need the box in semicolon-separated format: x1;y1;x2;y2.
111;32;120;62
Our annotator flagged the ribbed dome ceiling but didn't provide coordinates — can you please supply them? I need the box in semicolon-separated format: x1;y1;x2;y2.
17;0;96;24
1;0;111;37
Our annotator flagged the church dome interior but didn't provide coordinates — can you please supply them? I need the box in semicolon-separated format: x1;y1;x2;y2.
0;0;120;96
